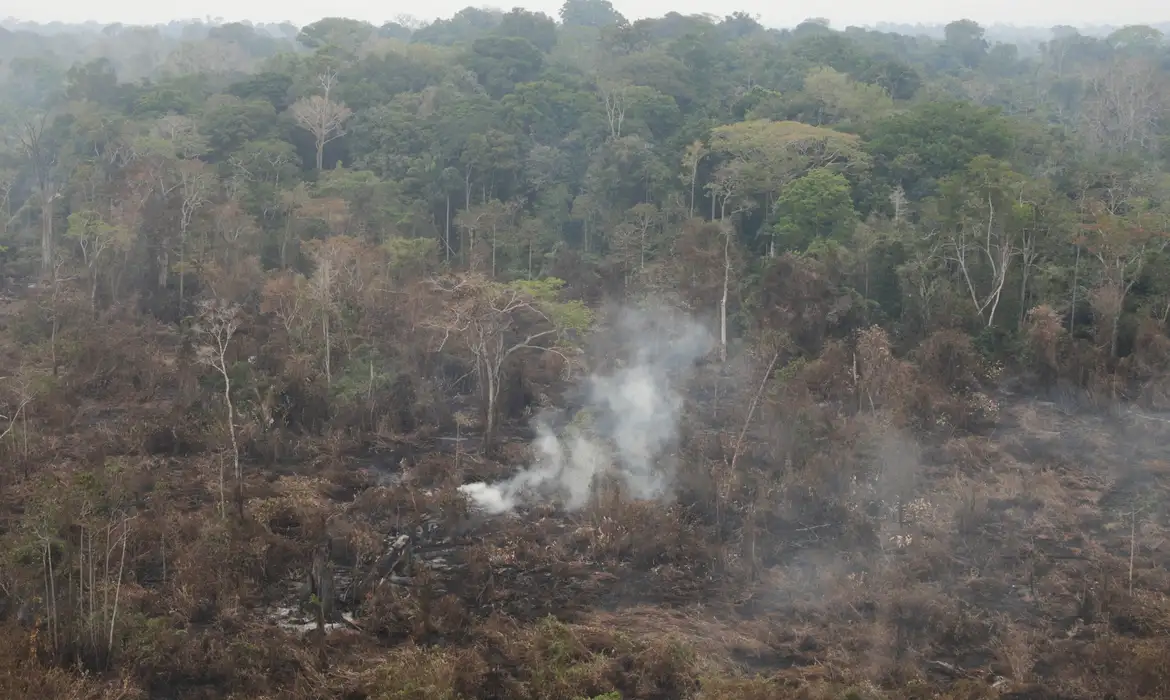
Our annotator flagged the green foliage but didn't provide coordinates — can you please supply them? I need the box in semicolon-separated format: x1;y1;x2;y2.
297;17;375;56
461;36;546;99
773;167;857;250
513;277;595;334
330;346;398;403
199;96;278;160
864;101;1014;199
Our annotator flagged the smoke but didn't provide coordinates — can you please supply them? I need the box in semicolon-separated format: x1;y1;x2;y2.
460;305;712;515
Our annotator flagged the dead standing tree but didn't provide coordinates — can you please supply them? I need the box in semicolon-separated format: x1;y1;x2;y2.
194;300;244;518
175;159;215;316
14;112;61;275
290;69;353;171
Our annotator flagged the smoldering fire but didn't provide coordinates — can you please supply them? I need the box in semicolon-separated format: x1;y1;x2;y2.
459;305;712;514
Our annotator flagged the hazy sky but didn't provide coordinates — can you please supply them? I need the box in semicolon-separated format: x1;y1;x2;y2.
4;0;1169;30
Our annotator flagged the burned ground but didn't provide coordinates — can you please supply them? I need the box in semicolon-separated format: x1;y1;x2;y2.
4;321;1170;700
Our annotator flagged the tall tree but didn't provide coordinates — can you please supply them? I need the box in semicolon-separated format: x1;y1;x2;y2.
428;274;591;450
290;70;353;171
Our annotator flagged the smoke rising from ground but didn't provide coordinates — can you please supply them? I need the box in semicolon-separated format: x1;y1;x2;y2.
460;306;712;514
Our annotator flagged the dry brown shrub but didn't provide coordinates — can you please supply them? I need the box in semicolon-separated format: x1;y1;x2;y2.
856;325;915;418
992;618;1038;684
1084;361;1124;408
251;475;331;535
166;518;276;623
1089;282;1123;355
360;568;470;644
1075;635;1170;698
913;329;984;393
798;339;855;404
695;676;787;700
0;626;145;699
355;643;487;700
573;497;708;569
1122;316;1170;409
1023;304;1066;385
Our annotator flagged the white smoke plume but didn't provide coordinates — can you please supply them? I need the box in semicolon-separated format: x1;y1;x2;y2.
460;306;712;515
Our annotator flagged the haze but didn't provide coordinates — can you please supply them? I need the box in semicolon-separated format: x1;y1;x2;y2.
4;0;1169;31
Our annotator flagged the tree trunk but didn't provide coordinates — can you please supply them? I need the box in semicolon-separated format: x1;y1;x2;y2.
40;188;53;275
309;538;333;670
1069;244;1079;335
689;166;697;218
178;232;186;316
281;214;293;268
720;224;730;363
482;362;498;452
222;367;242;519
315;139;325;171
1110;305;1122;359
51;315;59;377
322;312;331;387
91;270;99;315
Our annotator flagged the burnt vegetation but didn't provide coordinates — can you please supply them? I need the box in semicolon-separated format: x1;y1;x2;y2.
3;7;1170;700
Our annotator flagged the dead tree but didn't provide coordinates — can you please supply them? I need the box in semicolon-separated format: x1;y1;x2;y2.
193;299;243;518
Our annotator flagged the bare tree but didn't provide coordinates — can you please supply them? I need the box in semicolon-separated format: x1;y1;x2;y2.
609;203;660;285
1080;57;1166;155
0;368;36;470
597;79;631;140
15;113;61;275
290;70;353;171
175;159;215;314
681;141;707;218
194;300;244;518
0;168;15;236
706;162;754;362
304;236;366;387
940;195;1015;328
65;209;133;312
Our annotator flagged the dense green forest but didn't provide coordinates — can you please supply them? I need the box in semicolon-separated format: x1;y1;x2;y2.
3;5;1170;699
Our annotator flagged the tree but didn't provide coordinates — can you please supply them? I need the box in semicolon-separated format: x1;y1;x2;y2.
800;67;895;127
14;111;62;275
709;119;868;203
681;140;707;218
608;202;660;278
559;0;625;28
773;167;857;251
290;70;353;171
496;9;558;52
705;161;756;361
174;159;216;315
296;17;375;56
1079;202;1169;358
455;199;520;276
428;274;591;450
1079;56;1166;156
0;167;15;236
461;36;545;99
932;156;1028;328
193;299;244;518
304;235;367;387
64;209;133;312
864;101;1014;199
943;19;989;69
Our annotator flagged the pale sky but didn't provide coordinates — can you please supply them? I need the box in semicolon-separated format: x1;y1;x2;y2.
4;0;1169;31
